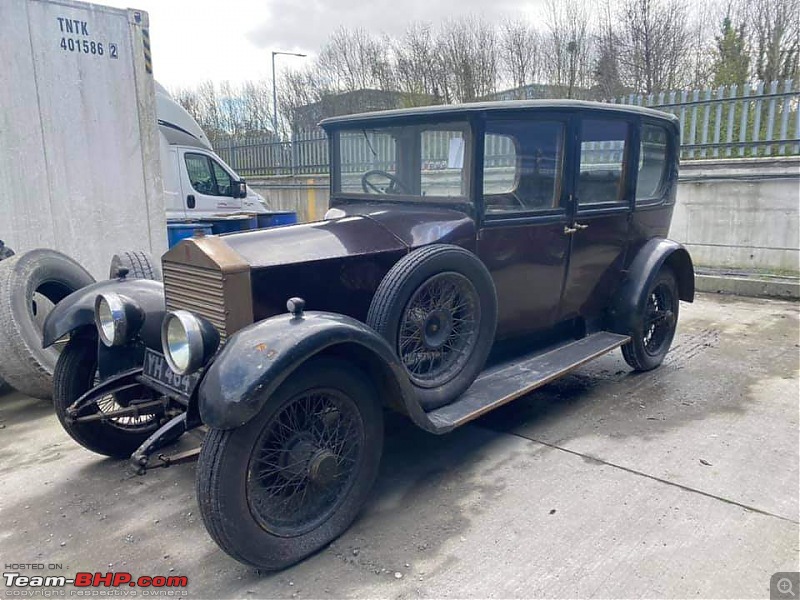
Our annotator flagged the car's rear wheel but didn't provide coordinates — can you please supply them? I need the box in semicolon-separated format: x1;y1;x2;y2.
196;357;383;570
622;268;679;371
53;334;164;458
367;244;497;411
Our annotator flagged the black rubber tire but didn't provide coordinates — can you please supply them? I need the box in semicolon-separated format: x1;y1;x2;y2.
109;250;161;281
53;334;161;458
366;244;497;411
0;250;95;399
622;268;680;372
0;241;15;396
196;357;383;570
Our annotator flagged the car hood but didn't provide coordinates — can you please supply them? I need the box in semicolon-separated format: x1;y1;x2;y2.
217;203;476;269
220;214;407;269
324;202;476;248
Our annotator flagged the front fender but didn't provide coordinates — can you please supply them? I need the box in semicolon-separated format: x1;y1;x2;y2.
42;278;166;349
198;311;433;431
610;238;695;334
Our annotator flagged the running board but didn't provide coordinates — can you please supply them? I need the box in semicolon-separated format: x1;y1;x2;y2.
427;332;630;431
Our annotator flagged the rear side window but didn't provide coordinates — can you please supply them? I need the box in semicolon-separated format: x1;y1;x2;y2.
483;120;565;215
577;119;628;205
637;124;669;201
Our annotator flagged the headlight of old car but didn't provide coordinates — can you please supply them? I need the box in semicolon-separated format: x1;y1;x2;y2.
94;293;144;347
161;310;220;375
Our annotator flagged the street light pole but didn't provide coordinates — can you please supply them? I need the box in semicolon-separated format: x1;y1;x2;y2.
271;50;306;138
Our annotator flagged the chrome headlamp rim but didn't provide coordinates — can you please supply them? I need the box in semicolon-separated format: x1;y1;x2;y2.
161;310;206;376
94;293;127;347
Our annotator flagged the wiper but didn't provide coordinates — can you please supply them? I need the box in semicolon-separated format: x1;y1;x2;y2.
362;129;377;158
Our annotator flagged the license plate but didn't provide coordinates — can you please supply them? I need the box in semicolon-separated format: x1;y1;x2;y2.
142;348;200;397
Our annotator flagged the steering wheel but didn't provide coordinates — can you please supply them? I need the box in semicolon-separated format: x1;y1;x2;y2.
361;170;410;195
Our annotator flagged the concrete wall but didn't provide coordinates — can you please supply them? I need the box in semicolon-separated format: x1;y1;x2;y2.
250;157;800;275
672;157;799;274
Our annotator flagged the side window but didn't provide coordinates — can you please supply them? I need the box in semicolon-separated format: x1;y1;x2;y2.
483;120;565;215
637;124;669;201
185;154;215;195
211;160;234;196
420;128;469;198
483;134;517;194
577;119;629;205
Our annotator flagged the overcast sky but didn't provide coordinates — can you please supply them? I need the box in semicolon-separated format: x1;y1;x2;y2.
99;0;548;89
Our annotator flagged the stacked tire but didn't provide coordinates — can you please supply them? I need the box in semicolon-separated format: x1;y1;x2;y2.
0;240;15;396
0;249;95;399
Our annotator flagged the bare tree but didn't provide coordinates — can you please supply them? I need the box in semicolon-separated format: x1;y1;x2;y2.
316;27;393;93
751;0;800;82
542;0;594;98
686;0;721;88
593;2;626;99
438;16;499;102
392;22;447;104
499;18;541;95
617;0;692;94
239;80;273;134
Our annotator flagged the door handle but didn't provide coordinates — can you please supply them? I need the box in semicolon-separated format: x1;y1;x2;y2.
564;222;589;235
187;194;195;209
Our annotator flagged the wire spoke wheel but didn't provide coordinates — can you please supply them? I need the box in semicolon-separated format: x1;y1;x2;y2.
246;388;364;537
54;336;167;458
642;282;676;356
94;390;159;431
397;272;480;388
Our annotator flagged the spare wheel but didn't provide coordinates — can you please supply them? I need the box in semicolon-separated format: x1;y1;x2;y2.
366;244;497;411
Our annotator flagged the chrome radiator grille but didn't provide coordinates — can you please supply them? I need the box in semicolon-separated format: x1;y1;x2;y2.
163;262;228;341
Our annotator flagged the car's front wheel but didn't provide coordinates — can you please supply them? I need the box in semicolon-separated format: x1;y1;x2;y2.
196;357;383;570
53;334;164;457
622;268;679;371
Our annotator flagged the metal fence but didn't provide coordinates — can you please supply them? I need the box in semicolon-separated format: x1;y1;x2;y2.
214;79;799;176
617;79;800;160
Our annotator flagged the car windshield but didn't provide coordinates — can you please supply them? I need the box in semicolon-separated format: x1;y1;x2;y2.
333;122;472;202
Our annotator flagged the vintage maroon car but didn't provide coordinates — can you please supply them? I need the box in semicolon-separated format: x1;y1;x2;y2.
44;100;694;570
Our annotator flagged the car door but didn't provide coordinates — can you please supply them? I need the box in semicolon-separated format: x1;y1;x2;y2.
179;149;242;215
477;114;572;339
559;116;634;322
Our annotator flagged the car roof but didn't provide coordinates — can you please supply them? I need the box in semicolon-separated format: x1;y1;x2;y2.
319;99;678;129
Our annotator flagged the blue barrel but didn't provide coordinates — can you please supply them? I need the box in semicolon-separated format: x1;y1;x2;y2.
209;215;256;235
257;211;298;229
167;222;212;248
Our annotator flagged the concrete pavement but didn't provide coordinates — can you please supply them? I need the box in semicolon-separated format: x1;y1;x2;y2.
1;293;798;598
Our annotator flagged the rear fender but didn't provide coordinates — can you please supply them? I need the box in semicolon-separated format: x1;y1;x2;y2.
198;311;437;432
610;238;695;334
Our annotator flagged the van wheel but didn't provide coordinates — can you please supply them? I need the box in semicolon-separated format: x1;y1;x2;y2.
367;245;497;411
197;358;383;570
109;250;160;281
622;268;679;371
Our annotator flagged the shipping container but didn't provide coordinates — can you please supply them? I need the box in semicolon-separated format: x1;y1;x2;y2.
0;0;166;278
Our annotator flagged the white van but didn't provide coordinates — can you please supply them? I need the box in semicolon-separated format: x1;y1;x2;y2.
155;83;269;220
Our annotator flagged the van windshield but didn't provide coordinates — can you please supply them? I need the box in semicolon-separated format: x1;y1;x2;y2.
333;122;472;202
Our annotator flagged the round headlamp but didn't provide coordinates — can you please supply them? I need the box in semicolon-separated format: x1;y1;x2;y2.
161;310;219;376
94;293;143;347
